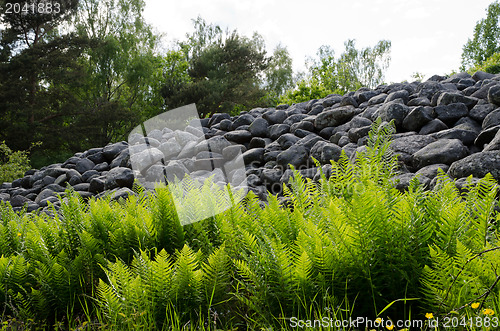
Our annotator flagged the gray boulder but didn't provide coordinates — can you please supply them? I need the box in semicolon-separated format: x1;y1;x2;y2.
231;114;255;130
198;136;232;155
105;167;134;190
419;119;448;135
75;158;95;174
314;106;357;130
475;125;500;147
488;85;500;106
249;118;269;137
378;101;410;129
484;129;500;151
263;109;287;125
103;141;128;161
277;145;309;169
433;127;478;145
277;134;300;149
415;164;450;179
413;139;468;168
402;106;434;131
437;92;477;108
222;145;246;160
269;124;291;140
483;108;500;130
224;130;252;143
434;103;468;123
448;151;500;181
130;147;164;172
242;148;265;166
208;113;231;127
35;189;59;204
158;140;182;159
469;103;496;122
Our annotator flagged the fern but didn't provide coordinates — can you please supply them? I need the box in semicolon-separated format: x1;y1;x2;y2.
201;245;231;305
148;185;185;254
463;174;498;248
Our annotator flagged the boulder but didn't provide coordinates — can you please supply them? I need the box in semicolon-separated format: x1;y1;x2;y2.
276;145;309;169
263;109;287;125
378;101;410;129
483;129;500;151
415;164;450;179
224;130;253;143
277;134;300;149
433;103;468;123
249;118;269;137
105;167;134;190
402;106;434;131
269;124;291;140
314;106;357;130
413;139;468;168
488;85;500;106
103;141;128;161
483;108;500;130
448;151;500;181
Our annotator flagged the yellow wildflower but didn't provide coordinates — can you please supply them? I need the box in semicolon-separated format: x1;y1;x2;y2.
483;308;495;316
17;232;21;236
386;324;394;330
471;302;480;309
375;318;382;324
425;312;434;319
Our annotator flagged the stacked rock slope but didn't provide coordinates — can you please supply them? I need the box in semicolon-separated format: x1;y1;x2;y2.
1;71;500;213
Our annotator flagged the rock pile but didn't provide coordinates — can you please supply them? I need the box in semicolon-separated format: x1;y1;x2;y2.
2;71;500;213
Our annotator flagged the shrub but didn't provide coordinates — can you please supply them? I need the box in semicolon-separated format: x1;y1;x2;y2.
0;141;33;184
279;78;333;105
468;52;500;74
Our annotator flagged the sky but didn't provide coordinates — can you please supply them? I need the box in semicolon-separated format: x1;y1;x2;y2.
143;0;494;84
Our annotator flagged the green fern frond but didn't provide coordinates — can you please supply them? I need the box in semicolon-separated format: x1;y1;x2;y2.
464;174;498;248
201;245;231;304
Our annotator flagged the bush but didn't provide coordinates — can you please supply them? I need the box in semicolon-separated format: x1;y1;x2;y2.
0;141;33;184
468;52;500;74
279;78;333;105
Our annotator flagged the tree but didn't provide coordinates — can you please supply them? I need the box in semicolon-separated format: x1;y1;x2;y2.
161;18;269;118
0;0;165;167
309;39;391;94
281;39;391;104
461;1;500;70
264;44;294;104
73;0;165;146
0;0;84;162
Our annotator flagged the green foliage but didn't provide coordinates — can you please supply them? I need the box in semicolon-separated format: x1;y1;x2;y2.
0;21;88;156
279;78;333;105
0;0;165;165
281;39;391;104
411;72;426;82
162;17;270;118
468;52;500;74
264;44;294;104
309;39;391;94
0;141;36;184
462;0;500;70
0;122;499;329
421;174;500;314
74;0;165;146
